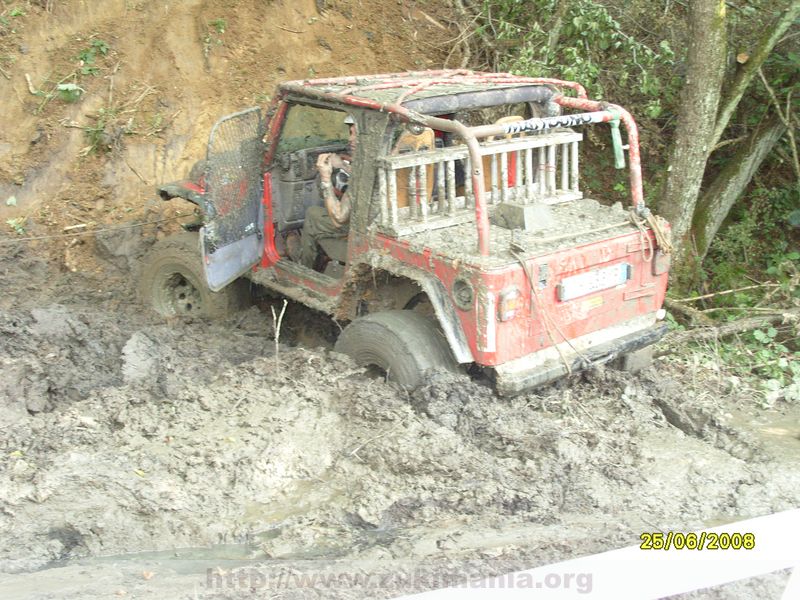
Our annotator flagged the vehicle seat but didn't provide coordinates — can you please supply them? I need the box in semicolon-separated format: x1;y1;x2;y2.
484;115;524;194
318;237;348;263
394;127;435;209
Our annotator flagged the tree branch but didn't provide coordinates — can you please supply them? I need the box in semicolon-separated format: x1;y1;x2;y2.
665;308;800;345
711;134;749;152
711;1;800;147
757;68;800;182
664;298;715;327
692;112;788;261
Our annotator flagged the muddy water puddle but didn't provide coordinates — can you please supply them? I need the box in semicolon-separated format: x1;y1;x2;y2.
54;544;263;575
729;408;800;458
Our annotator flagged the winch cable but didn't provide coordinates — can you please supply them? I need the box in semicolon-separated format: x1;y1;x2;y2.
511;248;591;374
533;281;592;368
629;209;655;263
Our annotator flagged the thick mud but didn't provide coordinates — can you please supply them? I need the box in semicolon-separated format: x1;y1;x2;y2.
1;241;798;599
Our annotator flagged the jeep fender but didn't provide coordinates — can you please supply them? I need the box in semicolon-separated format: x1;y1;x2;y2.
157;161;207;206
157;180;204;206
360;253;474;364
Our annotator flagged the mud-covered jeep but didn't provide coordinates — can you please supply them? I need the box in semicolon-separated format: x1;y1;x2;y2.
141;70;671;395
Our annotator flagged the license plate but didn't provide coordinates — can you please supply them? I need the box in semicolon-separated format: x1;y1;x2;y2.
557;263;630;302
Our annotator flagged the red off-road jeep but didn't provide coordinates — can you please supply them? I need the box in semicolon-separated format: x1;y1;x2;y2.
141;70;671;395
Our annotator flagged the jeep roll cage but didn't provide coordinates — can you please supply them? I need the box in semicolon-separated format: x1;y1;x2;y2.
275;70;646;257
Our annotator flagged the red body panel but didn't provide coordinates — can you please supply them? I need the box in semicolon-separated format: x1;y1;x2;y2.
352;231;667;366
183;181;204;193
254;226;667;368
260;172;281;268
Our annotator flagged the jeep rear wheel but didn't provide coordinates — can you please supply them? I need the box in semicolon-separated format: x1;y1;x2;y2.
139;232;249;319
334;310;457;390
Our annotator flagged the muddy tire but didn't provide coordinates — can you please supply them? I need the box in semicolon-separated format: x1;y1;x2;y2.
334;310;457;390
139;232;249;319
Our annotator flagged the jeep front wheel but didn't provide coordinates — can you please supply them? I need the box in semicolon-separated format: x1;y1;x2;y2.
139;232;249;318
334;310;457;390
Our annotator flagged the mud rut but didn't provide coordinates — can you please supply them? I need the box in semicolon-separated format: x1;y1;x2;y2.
0;242;798;600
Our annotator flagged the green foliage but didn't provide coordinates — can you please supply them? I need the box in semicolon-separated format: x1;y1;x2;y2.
764;47;800;98
0;5;25;30
56;82;84;102
82;106;117;154
0;4;24;32
700;186;799;402
485;0;676;102
716;327;800;406
76;39;110;76
705;186;800;303
203;19;227;57
6;217;26;235
664;311;684;331
209;18;226;34
612;180;627;201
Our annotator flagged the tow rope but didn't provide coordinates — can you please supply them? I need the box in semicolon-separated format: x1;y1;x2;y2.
629;208;673;262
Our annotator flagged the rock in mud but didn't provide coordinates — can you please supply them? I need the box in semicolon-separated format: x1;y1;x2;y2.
121;331;161;385
95;225;149;271
30;305;87;339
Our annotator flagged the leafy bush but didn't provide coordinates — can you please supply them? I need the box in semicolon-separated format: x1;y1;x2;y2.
56;82;84;102
209;18;226;34
485;0;677;108
705;186;799;303
76;39;110;76
716;327;800;406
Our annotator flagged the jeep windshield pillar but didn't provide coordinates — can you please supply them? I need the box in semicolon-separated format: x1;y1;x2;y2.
150;70;672;395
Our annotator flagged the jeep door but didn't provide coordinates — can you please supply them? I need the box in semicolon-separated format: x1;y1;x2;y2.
200;107;265;291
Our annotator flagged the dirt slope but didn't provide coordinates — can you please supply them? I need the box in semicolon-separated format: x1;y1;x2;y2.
0;0;450;268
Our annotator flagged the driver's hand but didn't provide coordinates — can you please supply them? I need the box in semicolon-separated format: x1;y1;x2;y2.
316;153;332;180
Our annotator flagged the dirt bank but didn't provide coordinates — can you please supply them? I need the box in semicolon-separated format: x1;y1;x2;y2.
0;0;451;271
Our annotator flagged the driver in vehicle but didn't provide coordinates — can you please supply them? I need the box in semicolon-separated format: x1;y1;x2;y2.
297;114;356;269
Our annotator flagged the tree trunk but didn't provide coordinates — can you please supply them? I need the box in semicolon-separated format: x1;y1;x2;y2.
546;0;572;60
658;0;728;279
711;2;800;147
666;308;800;345
692;114;788;261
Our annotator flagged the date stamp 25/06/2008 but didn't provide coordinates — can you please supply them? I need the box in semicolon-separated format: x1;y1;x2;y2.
640;531;756;551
